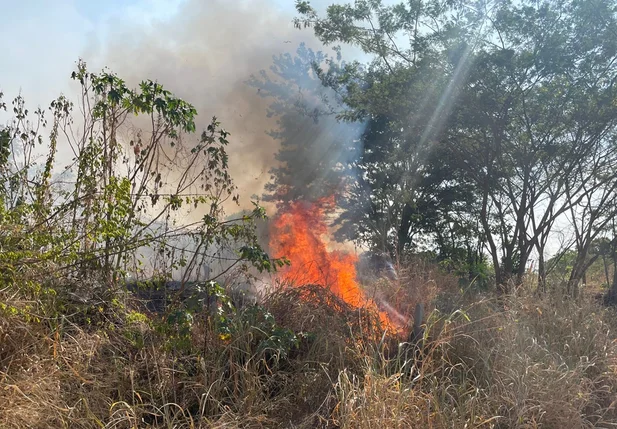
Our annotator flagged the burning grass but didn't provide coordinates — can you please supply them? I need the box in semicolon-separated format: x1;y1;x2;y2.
269;197;405;332
0;203;616;428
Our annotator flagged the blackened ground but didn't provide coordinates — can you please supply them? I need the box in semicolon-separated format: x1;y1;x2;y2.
125;279;257;314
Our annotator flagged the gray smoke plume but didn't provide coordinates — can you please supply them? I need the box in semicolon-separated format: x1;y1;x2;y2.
85;0;325;210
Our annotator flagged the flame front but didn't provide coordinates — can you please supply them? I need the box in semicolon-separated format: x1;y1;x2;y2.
269;197;399;332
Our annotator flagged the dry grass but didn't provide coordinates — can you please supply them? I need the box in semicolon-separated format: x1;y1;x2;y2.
361;257;462;331
331;288;617;429
2;267;617;428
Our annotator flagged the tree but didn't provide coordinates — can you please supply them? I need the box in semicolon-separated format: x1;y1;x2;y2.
292;2;481;267
296;0;617;293
448;0;617;291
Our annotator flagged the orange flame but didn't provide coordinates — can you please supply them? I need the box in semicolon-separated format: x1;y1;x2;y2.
269;197;400;332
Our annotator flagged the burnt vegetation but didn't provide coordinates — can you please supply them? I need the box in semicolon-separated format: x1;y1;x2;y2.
3;0;617;427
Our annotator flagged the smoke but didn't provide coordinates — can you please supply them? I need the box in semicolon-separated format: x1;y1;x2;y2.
68;0;369;282
85;0;324;210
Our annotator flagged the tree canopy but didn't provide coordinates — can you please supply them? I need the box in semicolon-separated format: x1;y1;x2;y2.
252;0;617;294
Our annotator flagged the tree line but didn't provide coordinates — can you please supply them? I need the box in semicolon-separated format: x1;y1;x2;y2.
251;0;617;298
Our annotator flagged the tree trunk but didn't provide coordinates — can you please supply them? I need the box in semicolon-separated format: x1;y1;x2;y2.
500;245;515;294
567;246;598;298
607;253;617;304
537;250;546;294
516;248;529;286
603;255;610;289
397;202;414;256
480;187;502;291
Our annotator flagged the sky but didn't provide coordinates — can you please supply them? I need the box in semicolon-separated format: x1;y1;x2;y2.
0;0;339;107
3;0;154;103
1;0;266;106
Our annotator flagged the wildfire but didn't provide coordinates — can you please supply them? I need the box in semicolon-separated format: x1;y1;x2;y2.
269;196;400;332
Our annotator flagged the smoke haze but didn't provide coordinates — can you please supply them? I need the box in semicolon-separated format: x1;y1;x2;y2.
85;0;326;211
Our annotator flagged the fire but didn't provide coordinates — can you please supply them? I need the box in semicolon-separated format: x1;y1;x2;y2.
269;196;400;332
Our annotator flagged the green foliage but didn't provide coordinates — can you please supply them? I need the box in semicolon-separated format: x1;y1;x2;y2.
247;43;363;206
159;308;195;351
0;60;283;329
152;284;301;364
292;0;617;292
123;310;151;349
227;305;301;366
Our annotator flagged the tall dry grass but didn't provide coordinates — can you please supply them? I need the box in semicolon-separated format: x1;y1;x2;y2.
332;287;617;429
2;264;617;428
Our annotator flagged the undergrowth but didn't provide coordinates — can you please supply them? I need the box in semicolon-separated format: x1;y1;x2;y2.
2;277;617;428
